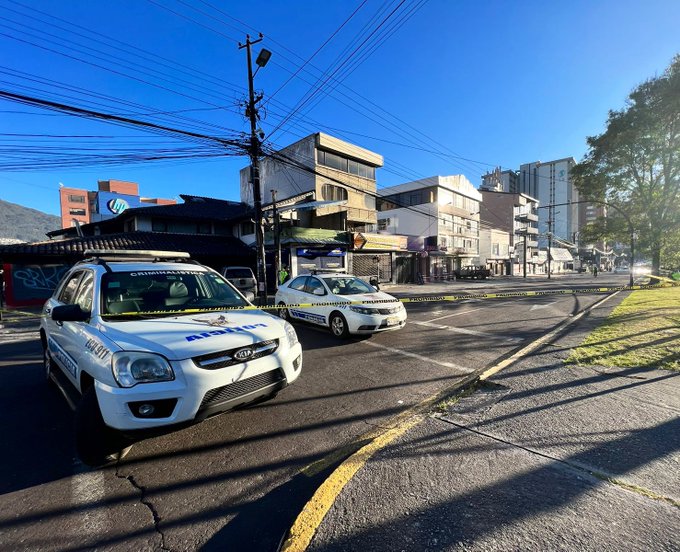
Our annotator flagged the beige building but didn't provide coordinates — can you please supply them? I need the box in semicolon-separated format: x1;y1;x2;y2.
479;227;511;276
239;132;383;231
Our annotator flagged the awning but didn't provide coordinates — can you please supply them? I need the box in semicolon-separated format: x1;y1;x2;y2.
549;248;574;262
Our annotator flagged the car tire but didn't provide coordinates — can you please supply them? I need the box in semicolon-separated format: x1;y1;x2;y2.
43;342;55;386
75;387;132;468
278;302;290;321
329;312;350;339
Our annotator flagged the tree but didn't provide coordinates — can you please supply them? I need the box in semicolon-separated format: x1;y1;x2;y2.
572;55;680;274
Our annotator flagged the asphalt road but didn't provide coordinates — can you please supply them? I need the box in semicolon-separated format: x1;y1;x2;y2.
0;275;637;551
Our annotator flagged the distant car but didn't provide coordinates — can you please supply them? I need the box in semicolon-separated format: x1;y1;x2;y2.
454;265;491;279
633;264;652;275
41;250;302;466
614;265;629;274
275;272;407;338
221;266;257;301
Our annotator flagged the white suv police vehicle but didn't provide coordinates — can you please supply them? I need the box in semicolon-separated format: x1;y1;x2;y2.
40;250;302;466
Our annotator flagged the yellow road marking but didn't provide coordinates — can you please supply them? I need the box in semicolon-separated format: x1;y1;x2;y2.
281;416;422;552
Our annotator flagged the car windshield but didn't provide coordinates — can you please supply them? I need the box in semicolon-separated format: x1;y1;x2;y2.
101;269;248;316
321;276;375;295
225;268;253;278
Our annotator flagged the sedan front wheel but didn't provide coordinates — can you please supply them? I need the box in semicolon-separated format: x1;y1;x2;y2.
329;312;350;339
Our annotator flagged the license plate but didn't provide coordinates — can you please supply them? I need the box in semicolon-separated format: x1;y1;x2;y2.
386;316;399;326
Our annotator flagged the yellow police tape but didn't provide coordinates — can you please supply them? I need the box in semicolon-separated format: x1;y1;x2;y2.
2;281;677;320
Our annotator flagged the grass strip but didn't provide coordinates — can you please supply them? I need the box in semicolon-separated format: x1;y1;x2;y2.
567;286;680;371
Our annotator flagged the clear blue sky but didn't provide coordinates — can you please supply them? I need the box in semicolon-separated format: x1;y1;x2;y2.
1;0;679;216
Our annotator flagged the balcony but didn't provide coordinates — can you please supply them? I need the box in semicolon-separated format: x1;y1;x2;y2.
515;226;539;236
515;212;539;222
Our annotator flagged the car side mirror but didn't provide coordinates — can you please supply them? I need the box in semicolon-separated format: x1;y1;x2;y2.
52;304;90;322
369;276;380;291
312;288;325;296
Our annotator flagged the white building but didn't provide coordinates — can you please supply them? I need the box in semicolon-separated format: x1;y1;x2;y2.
518;157;580;247
377;175;481;279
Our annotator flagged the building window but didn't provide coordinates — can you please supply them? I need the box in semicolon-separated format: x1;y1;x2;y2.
240;221;255;235
69;208;86;216
152;219;169;232
316;149;376;180
68;194;85;203
321;183;348;202
196;222;212;234
378;218;390;231
125;219;135;232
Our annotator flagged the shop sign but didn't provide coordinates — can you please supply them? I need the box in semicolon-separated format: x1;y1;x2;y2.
352;233;408;251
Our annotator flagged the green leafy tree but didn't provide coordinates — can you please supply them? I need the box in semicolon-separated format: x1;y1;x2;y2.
572;55;680;274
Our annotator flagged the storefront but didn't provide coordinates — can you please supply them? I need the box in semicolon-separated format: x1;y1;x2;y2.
349;232;410;283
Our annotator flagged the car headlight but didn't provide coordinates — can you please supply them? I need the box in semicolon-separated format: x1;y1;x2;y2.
284;320;299;348
112;351;174;388
350;305;380;315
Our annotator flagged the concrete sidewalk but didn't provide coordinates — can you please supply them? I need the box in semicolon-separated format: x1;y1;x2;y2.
0;305;42;335
300;293;680;551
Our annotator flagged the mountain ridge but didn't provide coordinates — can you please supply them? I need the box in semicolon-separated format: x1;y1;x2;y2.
0;199;61;243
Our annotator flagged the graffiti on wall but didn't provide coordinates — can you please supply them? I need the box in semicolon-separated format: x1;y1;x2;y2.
3;264;71;306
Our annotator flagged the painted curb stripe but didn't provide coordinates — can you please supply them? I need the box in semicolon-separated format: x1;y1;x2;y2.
281;416;422;552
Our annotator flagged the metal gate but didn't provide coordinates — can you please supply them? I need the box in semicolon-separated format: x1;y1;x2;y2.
351;253;392;283
394;254;414;283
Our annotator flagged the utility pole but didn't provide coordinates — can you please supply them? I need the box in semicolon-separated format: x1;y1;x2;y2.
271;189;281;290
547;213;552;280
523;232;527;278
239;34;271;305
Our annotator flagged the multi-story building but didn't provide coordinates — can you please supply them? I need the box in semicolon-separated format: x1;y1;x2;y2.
480;167;519;193
480;190;540;275
240;132;383;232
478;227;511;276
518;157;579;247
58;179;175;229
376;175;481;279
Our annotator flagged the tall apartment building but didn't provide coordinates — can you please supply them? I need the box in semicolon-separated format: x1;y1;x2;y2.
518;157;579;247
239;132;383;232
376;175;481;277
58;179;175;229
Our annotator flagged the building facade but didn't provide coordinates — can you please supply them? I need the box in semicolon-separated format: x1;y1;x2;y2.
480;167;519;193
59;179;175;229
518;158;579;247
377;175;481;280
480;190;540;275
240;133;383;232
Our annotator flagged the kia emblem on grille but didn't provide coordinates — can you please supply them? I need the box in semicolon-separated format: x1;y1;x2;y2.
233;348;254;361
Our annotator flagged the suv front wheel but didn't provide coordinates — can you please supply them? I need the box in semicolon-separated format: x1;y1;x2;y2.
75;387;132;467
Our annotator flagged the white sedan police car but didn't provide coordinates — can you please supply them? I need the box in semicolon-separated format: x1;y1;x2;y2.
40;250;302;466
275;272;407;338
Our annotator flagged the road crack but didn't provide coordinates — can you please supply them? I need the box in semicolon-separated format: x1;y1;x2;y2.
116;466;171;551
